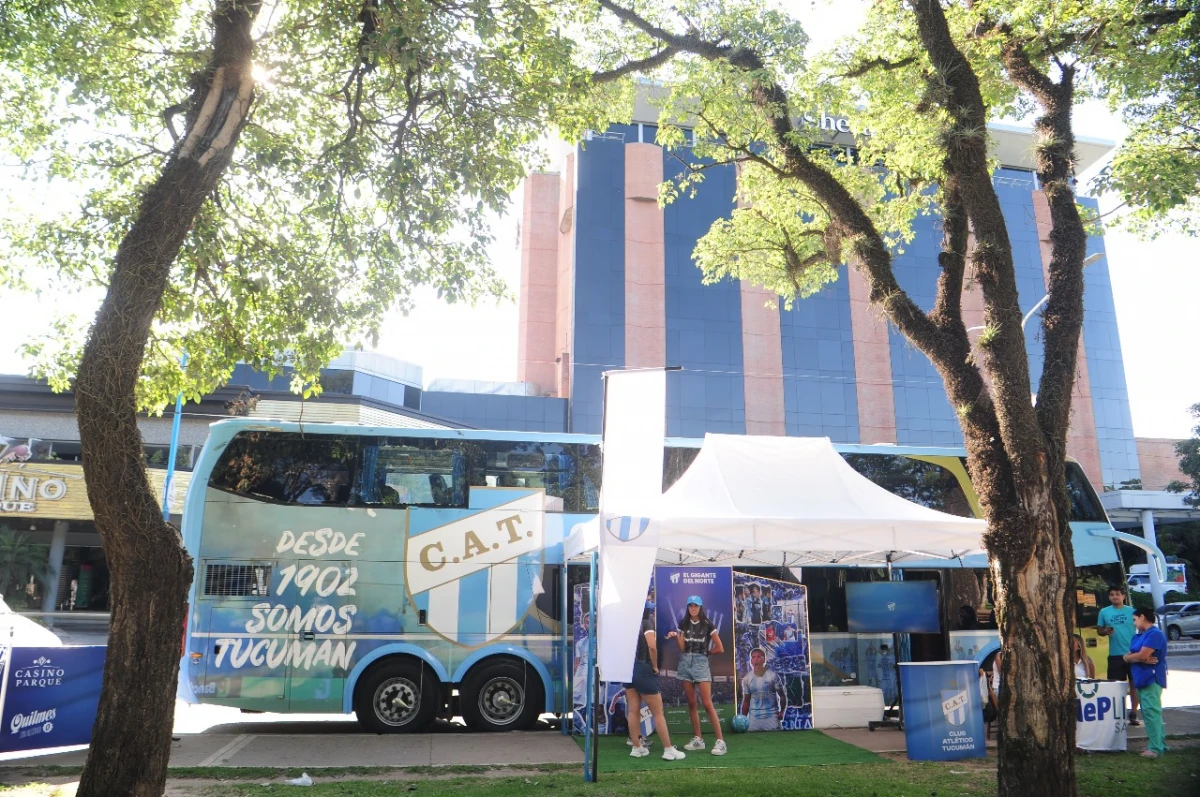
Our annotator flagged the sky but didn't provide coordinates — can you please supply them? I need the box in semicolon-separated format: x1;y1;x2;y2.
0;2;1197;439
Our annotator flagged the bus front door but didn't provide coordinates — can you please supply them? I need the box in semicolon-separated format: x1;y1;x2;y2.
196;559;288;710
279;559;354;712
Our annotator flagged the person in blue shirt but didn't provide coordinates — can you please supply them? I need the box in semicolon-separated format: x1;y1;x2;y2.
1123;608;1167;758
1097;585;1140;725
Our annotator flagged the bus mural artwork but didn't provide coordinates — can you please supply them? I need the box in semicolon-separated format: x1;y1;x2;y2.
211;528;365;673
180;419;1130;734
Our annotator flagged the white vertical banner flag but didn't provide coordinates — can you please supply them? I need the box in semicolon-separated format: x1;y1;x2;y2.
597;369;666;683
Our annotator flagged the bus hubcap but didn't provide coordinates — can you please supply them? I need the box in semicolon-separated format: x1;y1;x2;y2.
479;677;524;726
375;678;419;726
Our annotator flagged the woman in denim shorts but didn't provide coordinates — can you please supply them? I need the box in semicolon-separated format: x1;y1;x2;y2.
666;596;727;755
624;606;686;761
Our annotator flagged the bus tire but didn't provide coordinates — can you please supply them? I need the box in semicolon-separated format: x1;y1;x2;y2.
461;658;543;732
354;659;439;734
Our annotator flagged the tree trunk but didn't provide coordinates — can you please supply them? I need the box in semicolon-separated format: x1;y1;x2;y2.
985;470;1077;797
947;570;987;623
74;3;261;795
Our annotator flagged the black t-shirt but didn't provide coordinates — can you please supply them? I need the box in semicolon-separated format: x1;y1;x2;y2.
680;617;716;656
635;611;655;664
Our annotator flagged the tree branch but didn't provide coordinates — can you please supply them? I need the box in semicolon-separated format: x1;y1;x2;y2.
840;55;917;79
911;0;1040;473
999;38;1087;460
592;46;679;83
596;0;958;368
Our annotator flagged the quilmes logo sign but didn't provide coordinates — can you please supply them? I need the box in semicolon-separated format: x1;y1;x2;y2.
10;708;56;736
12;656;65;688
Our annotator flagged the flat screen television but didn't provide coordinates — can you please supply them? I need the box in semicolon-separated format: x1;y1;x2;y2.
846;581;941;634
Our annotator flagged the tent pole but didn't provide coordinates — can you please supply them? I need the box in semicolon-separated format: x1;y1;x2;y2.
584;551;599;782
561;562;569;736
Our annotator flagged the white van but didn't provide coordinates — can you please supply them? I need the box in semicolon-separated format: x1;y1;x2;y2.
1128;563;1188;596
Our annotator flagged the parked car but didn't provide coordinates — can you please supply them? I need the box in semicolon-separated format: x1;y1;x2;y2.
1158;602;1200;641
1129;573;1187;596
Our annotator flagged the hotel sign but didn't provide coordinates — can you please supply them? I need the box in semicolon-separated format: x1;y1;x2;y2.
0;463;191;519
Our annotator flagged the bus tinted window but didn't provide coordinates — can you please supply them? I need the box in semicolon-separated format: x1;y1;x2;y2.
664;446;701;491
842;454;974;517
572;443;601;513
358;438;467;508
209;432;356;505
469;440;600;513
1065;462;1106;522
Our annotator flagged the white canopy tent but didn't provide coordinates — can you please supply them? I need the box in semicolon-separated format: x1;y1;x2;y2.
567;434;988;567
567;433;989;683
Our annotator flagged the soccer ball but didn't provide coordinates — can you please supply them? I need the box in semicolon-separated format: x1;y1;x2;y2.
731;714;750;733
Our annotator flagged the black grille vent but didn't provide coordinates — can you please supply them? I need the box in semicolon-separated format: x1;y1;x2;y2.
204;564;272;597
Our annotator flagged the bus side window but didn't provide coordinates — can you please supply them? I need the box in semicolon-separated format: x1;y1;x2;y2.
1064;463;1106;522
475;440;581;512
209;432;356;506
357;438;466;508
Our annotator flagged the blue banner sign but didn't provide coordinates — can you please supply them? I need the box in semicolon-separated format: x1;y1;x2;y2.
0;646;106;754
899;661;986;761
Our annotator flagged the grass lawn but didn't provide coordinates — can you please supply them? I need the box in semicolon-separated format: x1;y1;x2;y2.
1;746;1196;796
573;722;882;772
572;703;882;772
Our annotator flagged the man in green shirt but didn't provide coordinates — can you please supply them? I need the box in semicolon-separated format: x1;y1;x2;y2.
1097;585;1140;725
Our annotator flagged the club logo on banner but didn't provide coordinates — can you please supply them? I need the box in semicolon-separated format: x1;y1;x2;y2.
605;516;649;543
941;689;969;727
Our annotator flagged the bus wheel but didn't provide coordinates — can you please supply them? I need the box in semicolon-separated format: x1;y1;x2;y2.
461;659;543;732
354;659;438;733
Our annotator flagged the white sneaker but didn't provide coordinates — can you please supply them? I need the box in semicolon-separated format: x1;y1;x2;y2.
661;746;686;761
629;745;650;758
683;736;706;751
711;739;727;756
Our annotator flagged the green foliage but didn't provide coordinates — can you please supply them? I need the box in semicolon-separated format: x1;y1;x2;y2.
1090;1;1200;237
0;0;608;409
0;531;52;603
1168;403;1200;507
571;0;1200;299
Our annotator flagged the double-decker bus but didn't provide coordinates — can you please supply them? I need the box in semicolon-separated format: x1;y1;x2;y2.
179;418;1131;732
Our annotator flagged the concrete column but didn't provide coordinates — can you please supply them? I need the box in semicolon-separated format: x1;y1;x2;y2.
623;143;666;369
1140;510;1166;610
517;172;562;393
847;266;897;443
41;520;68;613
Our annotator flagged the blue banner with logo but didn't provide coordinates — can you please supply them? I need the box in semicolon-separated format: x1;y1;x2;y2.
654;567;736;711
0;646;106;754
899;661;986;761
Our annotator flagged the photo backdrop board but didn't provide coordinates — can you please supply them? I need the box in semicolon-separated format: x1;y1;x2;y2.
654;566;735;707
572;582;654;737
733;573;814;731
